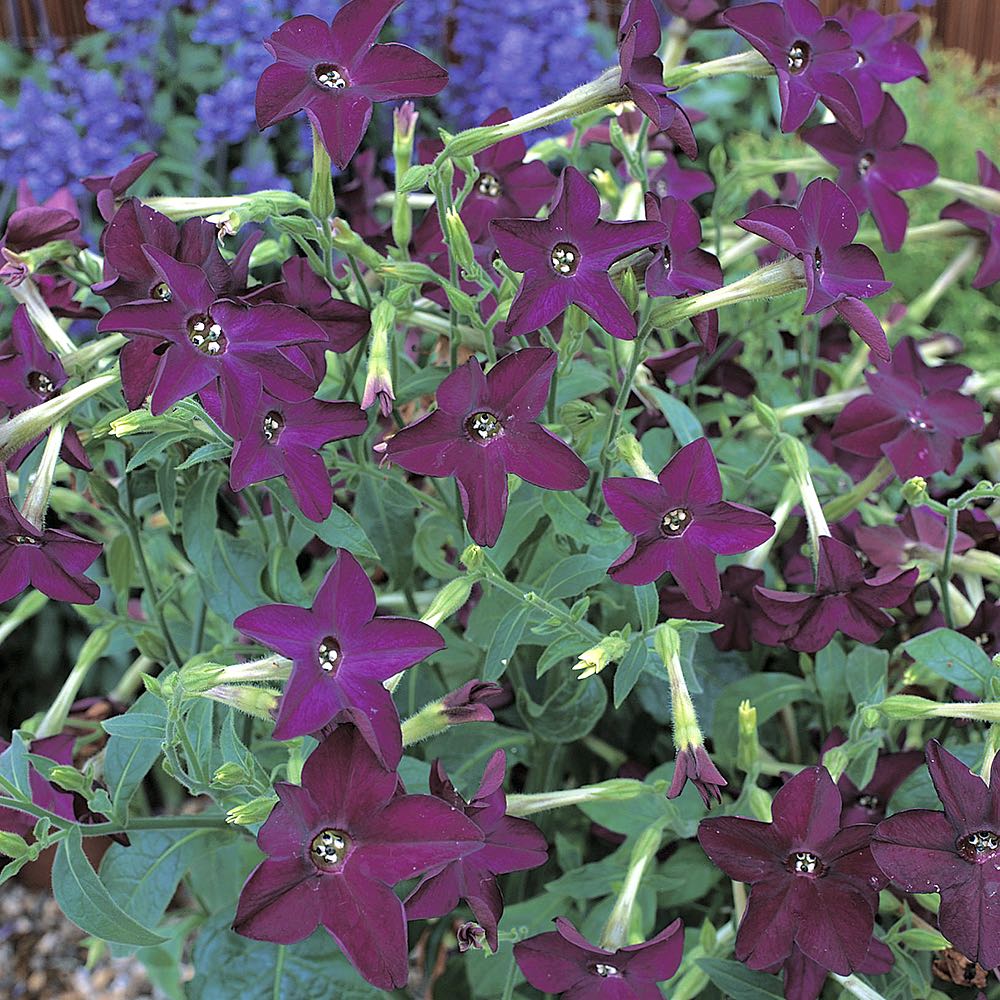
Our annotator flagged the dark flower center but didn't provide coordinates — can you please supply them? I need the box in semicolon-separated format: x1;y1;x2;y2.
662;247;672;270
262;410;284;443
314;63;349;90
309;828;351;871
550;242;580;277
477;173;502;198
906;408;934;432
589;963;620;978
465;411;503;442
187;313;227;356
787;41;810;74
957;830;1000;862
857;154;875;177
318;636;342;673
26;371;56;397
661;507;691;537
856;793;880;810
975;631;994;648
150;281;172;302
8;534;40;545
813;247;823;272
788;850;825;876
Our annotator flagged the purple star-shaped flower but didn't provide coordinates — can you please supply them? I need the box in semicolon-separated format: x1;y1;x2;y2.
872;741;1000;971
82;151;158;222
754;536;917;653
835;6;929;126
201;382;366;522
660;565;767;652
379;349;588;547
405;751;548;950
617;0;697;158
643;193;723;350
255;2;448;170
724;0;863;137
699;765;887;974
0;733;76;840
233;725;482;990
0;306;91;472
830;336;983;480
747;173;801;267
514;916;684;1000
0;468;101;605
97;246;324;415
765;937;893;1000
737;177;892;361
0;196;80;258
941;151;1000;290
419;108;558;240
603;438;775;608
855;506;974;574
234;549;444;765
490;167;666;341
802;95;937;253
649;151;715;203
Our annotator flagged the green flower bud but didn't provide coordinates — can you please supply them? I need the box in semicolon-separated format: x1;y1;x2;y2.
397;164;434;194
736;700;759;774
202;684;280;721
878;694;938;720
618;267;639;314
822;747;850;782
654;622;681;667
461;545;485;571
749;786;773;822
329;219;384;271
362;301;396;418
614;432;656;480
573;632;630;679
226;795;278;826
444;208;476;273
860;705;883;728
750;396;781;436
421;577;476;629
178;661;227;695
47;766;90;795
212;763;251;789
901;476;929;505
377;261;440;284
560;399;600;450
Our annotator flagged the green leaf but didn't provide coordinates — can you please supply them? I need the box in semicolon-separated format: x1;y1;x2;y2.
518;672;607;744
51;827;166;947
353;470;416;582
104;692;167;815
613;636;651;708
540;554;609;599
483;603;530;681
126;431;191;472
182;467;224;568
156;454;178;529
0;731;32;798
175;442;231;470
697;958;785;1000
270;480;376;559
635;583;658;631
846;646;888;706
102;712;168;741
902;628;993;698
645;386;704;445
107;533;133;608
814;640;848;727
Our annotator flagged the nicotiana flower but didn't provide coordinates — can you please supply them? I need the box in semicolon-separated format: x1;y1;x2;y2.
82;150;157;221
830;336;983;480
724;0;863;137
378;349;588;547
802;94;937;253
0;196;80;257
419;108;557;240
660;565;767;652
836;5;929;126
698;766;887;974
872;741;1000;971
643;193;723;350
855;506;973;573
233;549;444;765
941;151;1000;289
491;166;666;342
765;937;893;1000
670;745;727;808
821;730;923;826
0;468;101;605
255;0;448;169
514;916;684;1000
201;382;366;522
617;0;697;158
97;246;324;415
603;438;774;608
441;680;507;724
737;178;892;360
406;751;548;950
747;173;800;267
233;725;482;990
754;536;917;653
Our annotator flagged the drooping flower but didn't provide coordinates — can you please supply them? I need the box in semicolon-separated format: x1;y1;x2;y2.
872;741;1000;971
830;336;983;480
603;438;775;608
835;5;929;126
855;506;973;574
802;95;937;253
669;745;728;808
754;536;917;653
406;751;548;950
491;166;666;342
698;765;886;974
0;469;101;605
660;564;767;652
514;916;684;1000
233;725;482;990
378;349;588;547
255;1;448;169
617;0;697;158
940;151;1000;290
440;680;506;724
724;0;863;137
0;198;81;257
97;246;325;415
643;193;723;350
200;382;366;522
736;178;892;360
82;151;158;221
233;549;444;765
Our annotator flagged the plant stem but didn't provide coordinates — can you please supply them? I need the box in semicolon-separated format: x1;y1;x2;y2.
939;503;960;628
906;237;981;325
822;457;893;523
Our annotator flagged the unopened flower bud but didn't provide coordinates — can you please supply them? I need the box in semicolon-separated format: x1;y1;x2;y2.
751;396;780;436
444;208;476;273
560;399;600;450
329;218;384;271
226;794;278;826
618;267;639;314
361;301;396;418
47;766;90;795
213;763;251;789
749;786;773;822
377;261;439;284
441;680;505;724
614;432;656;480
654;622;681;666
178;661;226;694
736;700;759;774
202;684;280;721
421;577;477;629
393;101;419;161
461;545;484;571
573;632;630;679
901;477;929;505
861;705;883;728
457;922;487;952
877;694;938;720
822;747;850;782
1;247;29;286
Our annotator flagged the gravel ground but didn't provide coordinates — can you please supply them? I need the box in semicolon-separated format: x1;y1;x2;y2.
0;883;159;999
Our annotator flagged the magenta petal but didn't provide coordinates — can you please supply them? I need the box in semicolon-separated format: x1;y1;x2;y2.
871;809;970;894
500;424;589;492
770;766;842;845
352;43;448;101
457;449;509;547
234;604;316;658
312;549;377;637
484;347;555;421
697;815;783;882
255;61;311;129
272;663;343;741
603;477;666;535
347;617;445;682
329;0;404;64
832;297;890;362
926;740;992;834
572;272;638;341
793;878;873;974
301;726;399;820
503;273;573;340
938;870;1000;971
233;857;320;943
657;438;721;505
383;411;465;477
305;92;374;171
515;930;593;993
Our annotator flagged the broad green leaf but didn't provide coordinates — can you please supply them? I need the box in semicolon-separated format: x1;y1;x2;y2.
646;385;704;445
518;672;607;744
104;691;167;815
613;636;652;708
814;640;848;727
846;646;888;706
483;603;530;681
635;582;658;631
181;467;225;569
353;471;416;583
697;958;785;1000
52;827;166;947
269;480;377;559
902;628;993;698
102;712;168;741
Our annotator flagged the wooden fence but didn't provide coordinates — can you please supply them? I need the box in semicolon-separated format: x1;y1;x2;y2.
1;0;998;66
